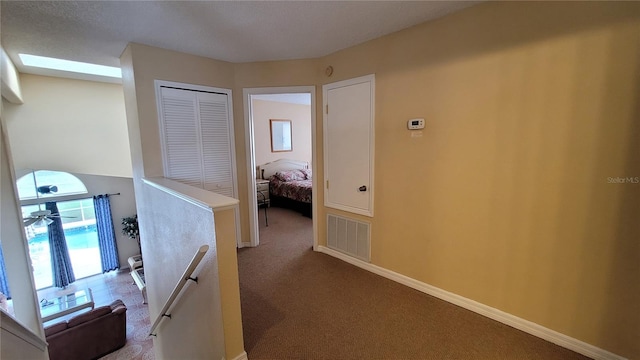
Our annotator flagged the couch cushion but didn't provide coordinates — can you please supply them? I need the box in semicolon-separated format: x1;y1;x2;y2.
44;321;69;336
67;306;112;328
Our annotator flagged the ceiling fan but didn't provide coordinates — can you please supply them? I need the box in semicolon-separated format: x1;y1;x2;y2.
23;210;71;227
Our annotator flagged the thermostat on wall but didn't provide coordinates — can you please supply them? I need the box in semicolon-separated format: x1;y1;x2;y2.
407;118;424;130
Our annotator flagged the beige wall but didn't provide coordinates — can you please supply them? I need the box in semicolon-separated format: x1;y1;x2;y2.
120;2;640;358
233;60;320;237
317;2;640;358
1;311;47;360
2;74;132;178
213;208;244;359
0;119;44;338
252;99;312;168
72;174;138;266
139;180;226;360
122;43;235;181
121;43;246;359
1;71;138;270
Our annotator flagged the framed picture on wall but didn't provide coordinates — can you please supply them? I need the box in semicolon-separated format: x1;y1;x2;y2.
270;119;293;152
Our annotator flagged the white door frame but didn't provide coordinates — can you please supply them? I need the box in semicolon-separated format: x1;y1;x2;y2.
242;86;317;249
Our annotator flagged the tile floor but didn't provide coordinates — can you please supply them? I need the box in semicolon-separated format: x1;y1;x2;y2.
36;270;155;359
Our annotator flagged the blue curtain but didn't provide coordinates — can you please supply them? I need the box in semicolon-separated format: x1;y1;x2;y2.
93;195;120;273
0;244;10;299
46;202;76;288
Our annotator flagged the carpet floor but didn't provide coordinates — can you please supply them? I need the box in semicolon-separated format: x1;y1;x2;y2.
238;206;590;360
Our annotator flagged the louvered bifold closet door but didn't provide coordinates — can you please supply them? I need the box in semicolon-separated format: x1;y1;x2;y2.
158;87;235;199
159;87;204;188
198;92;234;197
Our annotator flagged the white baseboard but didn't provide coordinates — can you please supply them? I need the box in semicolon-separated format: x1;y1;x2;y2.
317;245;626;360
224;351;248;360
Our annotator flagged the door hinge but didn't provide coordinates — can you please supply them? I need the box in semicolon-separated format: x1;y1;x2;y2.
326;104;328;114
326;180;329;189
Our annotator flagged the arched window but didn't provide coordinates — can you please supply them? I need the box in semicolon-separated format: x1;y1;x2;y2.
16;170;88;200
17;171;101;289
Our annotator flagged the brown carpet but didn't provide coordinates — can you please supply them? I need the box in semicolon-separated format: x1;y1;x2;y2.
238;207;590;360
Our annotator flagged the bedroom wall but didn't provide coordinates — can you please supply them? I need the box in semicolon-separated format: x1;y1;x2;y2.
252;99;312;169
2;74;132;178
316;2;640;358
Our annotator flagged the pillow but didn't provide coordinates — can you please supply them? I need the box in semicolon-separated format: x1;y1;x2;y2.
300;168;312;180
273;170;306;182
110;299;127;315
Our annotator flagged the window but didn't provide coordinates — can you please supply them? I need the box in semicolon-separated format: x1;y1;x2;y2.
17;170;87;200
18;171;100;289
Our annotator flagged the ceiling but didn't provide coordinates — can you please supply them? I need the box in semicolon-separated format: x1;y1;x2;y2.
1;1;477;82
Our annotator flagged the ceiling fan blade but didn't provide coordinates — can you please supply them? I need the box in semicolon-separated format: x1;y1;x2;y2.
48;214;76;218
30;210;51;217
23;217;39;227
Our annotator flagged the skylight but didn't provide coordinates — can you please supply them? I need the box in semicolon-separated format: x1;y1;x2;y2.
19;54;122;78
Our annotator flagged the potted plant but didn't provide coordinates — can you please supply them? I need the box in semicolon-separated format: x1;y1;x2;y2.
121;215;141;255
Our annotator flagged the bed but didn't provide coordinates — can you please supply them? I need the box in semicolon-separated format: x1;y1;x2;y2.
258;159;312;217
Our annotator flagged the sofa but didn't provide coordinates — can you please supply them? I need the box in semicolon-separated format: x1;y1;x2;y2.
45;299;127;360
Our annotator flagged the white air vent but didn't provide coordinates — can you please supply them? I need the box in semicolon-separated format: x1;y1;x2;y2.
327;214;370;262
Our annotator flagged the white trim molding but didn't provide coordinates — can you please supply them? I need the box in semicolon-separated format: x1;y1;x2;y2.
316;245;627;360
225;351;248;360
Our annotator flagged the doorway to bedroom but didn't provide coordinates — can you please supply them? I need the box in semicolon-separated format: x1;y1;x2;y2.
243;87;317;248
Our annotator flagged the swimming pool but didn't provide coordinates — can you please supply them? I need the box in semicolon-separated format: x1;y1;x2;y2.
29;225;99;249
28;224;102;289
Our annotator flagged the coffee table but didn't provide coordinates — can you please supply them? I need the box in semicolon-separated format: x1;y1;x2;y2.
40;288;94;322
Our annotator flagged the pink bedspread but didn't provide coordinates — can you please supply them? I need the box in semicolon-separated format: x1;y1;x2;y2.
269;178;312;203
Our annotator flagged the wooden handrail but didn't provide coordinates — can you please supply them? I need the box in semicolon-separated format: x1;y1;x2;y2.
149;245;208;336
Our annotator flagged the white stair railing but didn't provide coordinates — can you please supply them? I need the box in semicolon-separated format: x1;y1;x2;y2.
149;245;208;336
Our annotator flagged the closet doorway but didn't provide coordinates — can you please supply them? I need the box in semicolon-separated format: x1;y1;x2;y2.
243;87;317;248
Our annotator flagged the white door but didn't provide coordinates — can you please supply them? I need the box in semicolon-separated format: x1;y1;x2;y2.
157;85;237;199
157;82;241;245
198;93;234;197
323;75;375;217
